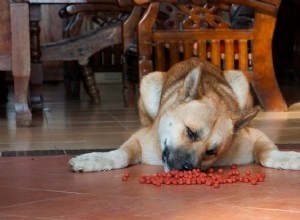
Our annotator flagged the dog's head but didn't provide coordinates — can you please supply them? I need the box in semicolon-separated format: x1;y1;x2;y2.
158;62;258;171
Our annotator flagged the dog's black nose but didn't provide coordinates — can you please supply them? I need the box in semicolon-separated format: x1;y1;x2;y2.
182;162;193;171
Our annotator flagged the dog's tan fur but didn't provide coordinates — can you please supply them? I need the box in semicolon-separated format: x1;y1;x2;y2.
69;58;300;172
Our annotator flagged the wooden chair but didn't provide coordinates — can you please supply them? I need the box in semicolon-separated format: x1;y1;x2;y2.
1;0;141;126
0;1;32;126
40;3;141;105
135;0;288;111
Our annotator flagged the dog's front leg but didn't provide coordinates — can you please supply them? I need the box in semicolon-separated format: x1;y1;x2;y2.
253;129;300;170
69;129;145;172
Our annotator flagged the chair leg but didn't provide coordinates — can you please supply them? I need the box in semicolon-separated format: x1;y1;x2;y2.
64;61;81;99
10;2;32;126
14;75;32;127
79;62;100;104
30;63;44;110
29;8;44;110
123;80;136;107
0;72;8;103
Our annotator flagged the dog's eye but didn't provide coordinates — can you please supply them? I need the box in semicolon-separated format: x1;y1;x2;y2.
205;149;216;156
186;127;196;141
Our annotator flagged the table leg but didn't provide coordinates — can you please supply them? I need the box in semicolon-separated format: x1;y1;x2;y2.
10;2;32;126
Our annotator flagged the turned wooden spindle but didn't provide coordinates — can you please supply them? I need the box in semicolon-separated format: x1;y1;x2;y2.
80;62;101;104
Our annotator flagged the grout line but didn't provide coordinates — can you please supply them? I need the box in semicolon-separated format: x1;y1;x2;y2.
0;196;86;210
0;213;63;220
0;186;93;196
241;206;300;214
0;149;115;157
106;110;126;129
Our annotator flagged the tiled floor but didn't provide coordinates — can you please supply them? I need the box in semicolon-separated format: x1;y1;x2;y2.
0;83;300;219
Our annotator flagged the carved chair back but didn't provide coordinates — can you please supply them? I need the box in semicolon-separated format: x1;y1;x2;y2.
154;4;252;74
136;0;287;111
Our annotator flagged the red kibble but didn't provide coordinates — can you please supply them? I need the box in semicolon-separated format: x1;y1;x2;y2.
196;178;202;185
178;171;184;178
208;168;214;173
258;176;264;182
260;173;266;178
205;180;213;186
243;178;249;183
155;181;162;186
251;179;257;185
217;168;224;174
231;177;238;183
121;171;130;181
213;183;220;188
139;177;146;184
172;179;178;185
192;169;198;174
137;164;266;188
231;164;237;169
226;178;233;184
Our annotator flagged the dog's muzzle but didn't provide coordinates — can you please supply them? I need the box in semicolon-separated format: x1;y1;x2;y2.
162;147;196;171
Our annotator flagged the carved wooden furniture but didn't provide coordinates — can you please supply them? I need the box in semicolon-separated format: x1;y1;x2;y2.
56;3;141;105
7;0;142;126
6;0;288;127
32;1;140;105
136;0;288;111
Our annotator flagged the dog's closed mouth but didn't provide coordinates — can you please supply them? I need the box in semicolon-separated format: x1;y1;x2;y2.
162;146;197;171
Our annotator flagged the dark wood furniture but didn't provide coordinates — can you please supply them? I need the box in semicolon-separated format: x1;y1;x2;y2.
6;0;141;126
135;0;288;111
2;0;288;126
33;1;142;106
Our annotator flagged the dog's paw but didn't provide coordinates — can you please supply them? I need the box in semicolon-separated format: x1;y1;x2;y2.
69;153;98;172
262;151;300;170
69;151;129;172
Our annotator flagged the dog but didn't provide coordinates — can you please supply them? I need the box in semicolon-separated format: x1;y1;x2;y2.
69;58;300;172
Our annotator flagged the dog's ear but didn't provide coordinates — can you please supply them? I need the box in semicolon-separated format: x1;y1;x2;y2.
233;106;260;131
139;71;164;122
223;70;253;110
178;66;202;102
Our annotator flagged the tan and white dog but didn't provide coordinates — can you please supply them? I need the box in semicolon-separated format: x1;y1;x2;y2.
69;58;300;172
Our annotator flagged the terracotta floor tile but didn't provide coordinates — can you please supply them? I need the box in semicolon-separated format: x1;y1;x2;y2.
0;157;299;219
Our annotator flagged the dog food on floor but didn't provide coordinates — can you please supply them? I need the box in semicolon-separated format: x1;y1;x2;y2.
123;164;266;188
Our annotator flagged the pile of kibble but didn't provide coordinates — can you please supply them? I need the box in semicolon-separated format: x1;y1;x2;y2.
122;164;266;188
